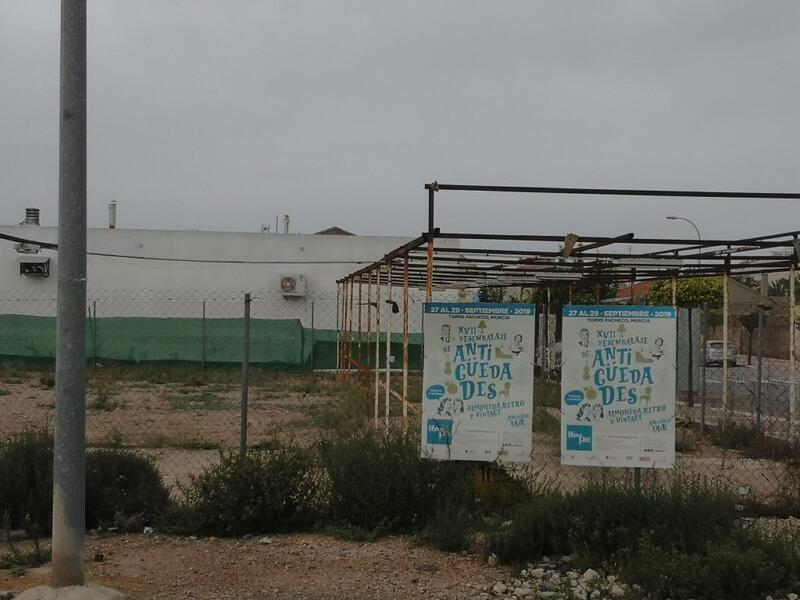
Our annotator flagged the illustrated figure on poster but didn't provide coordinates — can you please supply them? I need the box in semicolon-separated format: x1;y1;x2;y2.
576;402;592;422
440;324;451;344
510;334;526;356
650;337;665;360
592;404;604;421
453;398;464;415
436;397;454;416
578;328;590;348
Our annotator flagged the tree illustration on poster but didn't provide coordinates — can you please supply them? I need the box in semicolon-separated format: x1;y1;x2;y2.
421;302;536;462
560;305;677;468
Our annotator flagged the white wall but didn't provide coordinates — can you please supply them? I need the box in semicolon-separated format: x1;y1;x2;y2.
0;224;453;330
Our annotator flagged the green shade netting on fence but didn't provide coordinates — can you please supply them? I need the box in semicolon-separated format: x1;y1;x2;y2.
0;315;422;370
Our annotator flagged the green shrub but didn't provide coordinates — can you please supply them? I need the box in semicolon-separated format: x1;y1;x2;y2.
318;429;469;533
623;528;800;600
486;493;573;562
0;430;53;530
85;449;171;529
0;431;170;533
183;441;318;536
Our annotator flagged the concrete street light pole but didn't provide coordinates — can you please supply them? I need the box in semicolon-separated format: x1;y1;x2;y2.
52;0;87;587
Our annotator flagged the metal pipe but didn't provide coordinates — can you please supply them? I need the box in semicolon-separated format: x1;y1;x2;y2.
402;253;410;431
701;303;708;431
424;182;800;200
357;280;363;371
723;265;730;416
348;279;354;376
335;282;341;371
756;305;763;432
385;262;393;430
791;263;796;434
367;271;373;370
240;293;251;456
52;0;87;586
374;266;382;427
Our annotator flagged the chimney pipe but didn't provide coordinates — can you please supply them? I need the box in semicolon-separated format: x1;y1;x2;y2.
24;208;40;226
283;214;290;234
108;201;117;229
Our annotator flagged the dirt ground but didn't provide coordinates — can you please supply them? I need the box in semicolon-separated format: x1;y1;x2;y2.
0;533;508;600
0;366;795;499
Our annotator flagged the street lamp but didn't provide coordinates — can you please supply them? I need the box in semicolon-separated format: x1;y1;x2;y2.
666;216;702;267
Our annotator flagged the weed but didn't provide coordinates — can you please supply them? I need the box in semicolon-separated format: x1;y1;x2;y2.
675;428;699;453
87;393;122;412
0;389;9;396
532;407;560;436
38;375;54;389
180;441;318;536
166;391;231;411
535;379;560;408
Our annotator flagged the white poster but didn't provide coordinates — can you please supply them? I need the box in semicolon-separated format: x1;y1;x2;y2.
421;302;535;462
561;305;676;469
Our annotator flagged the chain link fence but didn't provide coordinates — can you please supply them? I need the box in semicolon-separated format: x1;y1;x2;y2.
3;287;800;511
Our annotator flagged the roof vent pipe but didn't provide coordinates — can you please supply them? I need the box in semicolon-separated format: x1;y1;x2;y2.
24;208;40;226
108;201;117;229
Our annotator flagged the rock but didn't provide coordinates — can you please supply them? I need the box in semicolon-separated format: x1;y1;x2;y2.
258;537;274;545
530;568;546;579
0;592;14;600
143;526;154;534
590;590;601;599
93;553;104;562
520;569;528;578
538;593;558;600
607;575;616;584
513;588;532;597
491;582;507;595
539;581;559;592
610;584;626;598
560;554;575;564
581;569;600;583
788;594;799;600
487;553;498;567
14;584;127;600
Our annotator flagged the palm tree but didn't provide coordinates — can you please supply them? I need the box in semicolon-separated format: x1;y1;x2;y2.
768;278;790;298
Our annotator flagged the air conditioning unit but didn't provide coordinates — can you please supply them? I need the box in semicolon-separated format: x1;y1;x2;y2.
19;256;50;277
280;274;306;297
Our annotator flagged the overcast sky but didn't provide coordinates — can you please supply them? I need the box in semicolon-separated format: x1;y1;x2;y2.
2;1;800;241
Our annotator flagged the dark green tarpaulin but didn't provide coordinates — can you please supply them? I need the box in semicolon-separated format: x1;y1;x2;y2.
0;315;422;370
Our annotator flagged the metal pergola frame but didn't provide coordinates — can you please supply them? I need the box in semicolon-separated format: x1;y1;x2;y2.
337;182;800;432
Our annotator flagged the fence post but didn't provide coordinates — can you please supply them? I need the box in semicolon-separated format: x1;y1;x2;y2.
756;306;764;432
310;300;315;371
240;292;251;456
687;306;693;407
201;299;207;370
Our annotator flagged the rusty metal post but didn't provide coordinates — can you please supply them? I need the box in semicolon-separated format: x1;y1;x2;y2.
336;282;342;372
374;265;382;427
357;279;363;371
367;271;373;371
385;262;393;430
402;253;410;431
789;258;797;441
347;279;353;378
240;293;251;456
723;263;730;415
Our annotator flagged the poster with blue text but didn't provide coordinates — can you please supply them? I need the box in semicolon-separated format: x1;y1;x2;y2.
561;305;676;469
421;302;535;462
